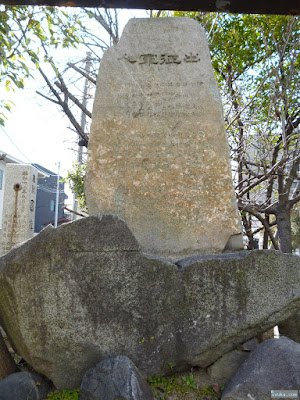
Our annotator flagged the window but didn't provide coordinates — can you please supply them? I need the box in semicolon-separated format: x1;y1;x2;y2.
50;199;55;212
0;170;3;190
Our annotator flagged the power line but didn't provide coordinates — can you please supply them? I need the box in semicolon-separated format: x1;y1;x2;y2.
0;126;63;177
37;186;65;194
0;125;32;164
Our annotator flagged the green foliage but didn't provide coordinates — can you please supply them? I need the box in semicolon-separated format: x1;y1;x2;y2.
63;162;87;210
167;362;174;370
182;374;196;389
148;373;222;399
0;5;84;125
158;12;300;249
47;389;79;400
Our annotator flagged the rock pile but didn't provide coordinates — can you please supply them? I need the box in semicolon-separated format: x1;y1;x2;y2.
0;214;299;389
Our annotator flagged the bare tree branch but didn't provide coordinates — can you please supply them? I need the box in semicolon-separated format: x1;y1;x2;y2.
83;8;118;45
55;81;92;119
239;202;279;249
67;62;96;85
238;158;287;198
36;90;60;105
38;66;62;104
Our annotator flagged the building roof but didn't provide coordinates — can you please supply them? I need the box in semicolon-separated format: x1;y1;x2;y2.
0;151;23;165
31;163;58;178
0;152;48;179
0;0;299;15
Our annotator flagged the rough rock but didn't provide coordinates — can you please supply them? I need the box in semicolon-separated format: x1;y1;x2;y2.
221;337;300;400
79;355;153;400
278;312;300;343
0;371;51;400
241;337;259;352
207;338;259;384
207;349;249;385
85;17;243;258
0;215;299;389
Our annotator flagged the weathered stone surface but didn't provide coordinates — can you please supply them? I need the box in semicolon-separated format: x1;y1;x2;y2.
207;349;249;385
278;312;300;343
85;17;243;258
0;215;299;389
0;371;51;400
0;164;38;256
79;355;153;400
240;337;259;352
207;338;259;384
221;337;300;400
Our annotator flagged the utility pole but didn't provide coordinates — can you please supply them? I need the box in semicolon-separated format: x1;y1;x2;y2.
77;52;92;165
54;161;60;228
73;52;92;219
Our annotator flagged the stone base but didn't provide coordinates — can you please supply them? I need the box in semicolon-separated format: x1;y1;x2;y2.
0;215;299;389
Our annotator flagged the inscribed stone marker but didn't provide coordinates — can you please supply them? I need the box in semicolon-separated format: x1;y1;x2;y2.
0;164;37;256
85;17;243;258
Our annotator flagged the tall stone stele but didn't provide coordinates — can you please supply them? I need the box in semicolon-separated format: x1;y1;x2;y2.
0;164;37;256
85;17;243;258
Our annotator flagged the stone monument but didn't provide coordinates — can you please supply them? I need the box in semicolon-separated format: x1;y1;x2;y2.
85;17;243;258
0;164;37;256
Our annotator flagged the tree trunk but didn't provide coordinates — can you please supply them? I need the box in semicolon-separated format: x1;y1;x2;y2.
242;214;255;249
0;329;19;380
263;215;270;249
275;205;292;253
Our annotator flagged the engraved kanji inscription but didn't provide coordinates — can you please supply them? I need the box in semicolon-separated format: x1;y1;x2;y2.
120;53;200;65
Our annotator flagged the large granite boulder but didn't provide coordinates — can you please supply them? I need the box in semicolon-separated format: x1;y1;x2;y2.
0;215;299;389
221;337;300;400
79;355;153;400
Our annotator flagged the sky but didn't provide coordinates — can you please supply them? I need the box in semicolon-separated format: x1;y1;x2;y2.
0;8;148;205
